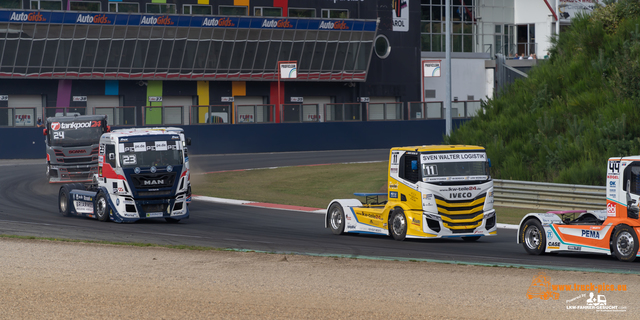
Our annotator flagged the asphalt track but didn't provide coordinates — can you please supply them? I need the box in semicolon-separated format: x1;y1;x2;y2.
1;150;639;273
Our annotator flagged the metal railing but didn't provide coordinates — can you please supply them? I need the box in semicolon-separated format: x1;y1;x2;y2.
0;107;37;127
190;105;232;124
23;100;485;127
493;179;606;211
235;104;276;124
43;107;87;118
408;102;443;119
325;103;362;122
367;102;403;121
408;101;481;119
281;104;323;123
143;105;184;126
93;106;136;126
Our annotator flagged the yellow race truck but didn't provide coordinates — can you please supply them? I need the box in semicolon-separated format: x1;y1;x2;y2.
326;145;497;241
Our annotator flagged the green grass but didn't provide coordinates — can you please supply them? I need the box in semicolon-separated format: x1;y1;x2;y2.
494;206;536;225
193;162;388;209
193;163;536;224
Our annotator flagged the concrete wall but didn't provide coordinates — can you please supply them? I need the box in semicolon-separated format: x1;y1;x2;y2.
0;119;468;159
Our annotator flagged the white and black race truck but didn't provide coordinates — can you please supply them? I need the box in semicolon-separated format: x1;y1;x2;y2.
58;127;192;223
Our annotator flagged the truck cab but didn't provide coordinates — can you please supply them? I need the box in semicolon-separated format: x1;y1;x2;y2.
58;127;191;223
517;156;640;261
326;145;496;241
44;115;109;183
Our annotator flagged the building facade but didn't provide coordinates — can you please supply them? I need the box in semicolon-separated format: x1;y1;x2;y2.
0;0;600;127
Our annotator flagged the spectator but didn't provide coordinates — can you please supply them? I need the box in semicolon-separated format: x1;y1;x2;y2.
528;54;534;60
533;53;537;59
519;53;525;60
544;52;550;59
36;118;43;127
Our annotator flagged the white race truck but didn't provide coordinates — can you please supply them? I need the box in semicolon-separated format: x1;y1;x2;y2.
58;127;191;223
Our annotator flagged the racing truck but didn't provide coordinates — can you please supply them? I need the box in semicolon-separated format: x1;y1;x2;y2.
518;156;640;262
57;127;191;223
326;145;496;241
44;115;110;183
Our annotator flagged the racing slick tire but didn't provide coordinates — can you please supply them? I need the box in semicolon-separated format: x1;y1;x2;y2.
328;203;345;235
58;183;85;217
95;192;111;222
462;236;481;242
389;208;407;241
165;218;181;223
58;185;72;217
520;219;546;255
612;225;639;262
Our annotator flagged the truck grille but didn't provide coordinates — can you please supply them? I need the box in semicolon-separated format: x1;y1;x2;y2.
141;203;168;213
130;173;176;189
434;193;486;232
63;157;94;164
138;190;172;197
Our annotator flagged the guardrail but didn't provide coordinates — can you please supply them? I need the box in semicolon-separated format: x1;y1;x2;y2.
493;179;606;211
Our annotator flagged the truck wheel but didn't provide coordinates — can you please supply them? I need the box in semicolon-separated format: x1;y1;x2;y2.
328;203;345;235
165;218;181;223
612;225;638;262
462;236;481;242
46;163;51;182
390;209;407;241
520;219;545;255
58;185;72;217
95;193;110;222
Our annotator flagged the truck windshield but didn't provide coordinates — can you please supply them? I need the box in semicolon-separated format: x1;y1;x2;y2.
421;152;489;183
49;126;103;147
118;140;183;168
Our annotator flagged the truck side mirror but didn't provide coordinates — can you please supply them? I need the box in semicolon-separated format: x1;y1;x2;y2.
106;125;111;133
411;160;418;170
488;159;492;167
186;137;191;146
108;153;115;160
43;128;47;136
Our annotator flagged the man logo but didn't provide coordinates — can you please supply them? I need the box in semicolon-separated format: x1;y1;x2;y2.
143;180;164;186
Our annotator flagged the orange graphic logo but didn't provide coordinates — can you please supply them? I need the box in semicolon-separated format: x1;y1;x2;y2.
527;272;559;300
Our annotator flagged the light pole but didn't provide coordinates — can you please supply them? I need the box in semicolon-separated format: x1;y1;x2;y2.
445;0;452;136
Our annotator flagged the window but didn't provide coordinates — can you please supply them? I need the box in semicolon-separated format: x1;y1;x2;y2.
400;153;420;184
69;1;101;11
219;5;247;16
420;0;476;53
289;8;315;18
0;0;21;9
147;3;176;14
105;144;116;168
374;35;391;59
109;2;139;13
254;7;281;17
321;9;348;19
183;4;212;15
31;0;62;10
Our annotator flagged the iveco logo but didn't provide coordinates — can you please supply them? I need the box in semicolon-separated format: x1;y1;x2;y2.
143;180;164;186
449;192;472;199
